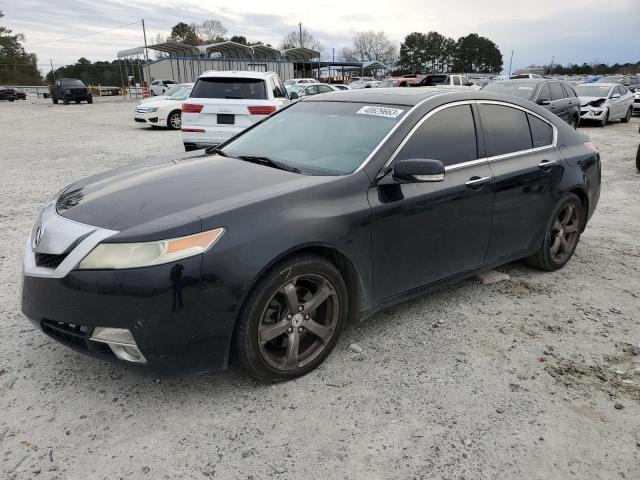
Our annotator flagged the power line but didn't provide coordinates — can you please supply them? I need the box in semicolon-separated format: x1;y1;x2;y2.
26;21;140;47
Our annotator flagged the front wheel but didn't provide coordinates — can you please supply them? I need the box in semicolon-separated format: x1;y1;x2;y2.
232;255;348;381
52;98;58;104
87;97;93;104
527;194;583;271
599;110;609;127
167;110;181;129
636;144;640;172
621;107;632;123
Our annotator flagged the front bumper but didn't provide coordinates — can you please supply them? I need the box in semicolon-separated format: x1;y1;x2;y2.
134;109;165;126
580;106;606;121
21;204;248;375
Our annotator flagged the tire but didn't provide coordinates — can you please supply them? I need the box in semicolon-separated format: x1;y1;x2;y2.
52;98;58;104
63;97;69;105
636;144;640;173
87;97;93;104
621;107;632;123
167;110;181;130
232;254;349;382
599;110;608;127
567;116;578;129
527;194;583;271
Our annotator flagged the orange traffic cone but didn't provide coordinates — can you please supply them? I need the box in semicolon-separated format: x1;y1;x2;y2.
142;81;149;98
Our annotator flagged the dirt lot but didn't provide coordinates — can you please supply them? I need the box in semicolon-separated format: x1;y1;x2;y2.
1;96;639;480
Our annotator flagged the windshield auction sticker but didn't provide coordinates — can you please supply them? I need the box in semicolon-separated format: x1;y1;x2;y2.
357;106;404;118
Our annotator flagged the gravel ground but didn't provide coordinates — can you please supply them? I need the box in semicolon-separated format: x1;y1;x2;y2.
1;96;639;480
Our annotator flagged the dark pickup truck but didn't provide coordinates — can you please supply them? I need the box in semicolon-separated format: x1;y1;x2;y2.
50;78;93;104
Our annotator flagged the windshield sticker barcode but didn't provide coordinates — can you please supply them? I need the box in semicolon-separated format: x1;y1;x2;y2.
357;106;404;118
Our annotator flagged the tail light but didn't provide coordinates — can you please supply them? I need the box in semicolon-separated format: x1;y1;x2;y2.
182;103;203;113
247;105;276;115
584;141;598;152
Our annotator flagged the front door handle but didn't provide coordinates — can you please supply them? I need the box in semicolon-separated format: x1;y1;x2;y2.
538;159;558;170
466;176;491;189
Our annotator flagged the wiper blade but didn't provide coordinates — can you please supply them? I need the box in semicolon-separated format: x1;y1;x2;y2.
205;146;231;157
237;155;300;174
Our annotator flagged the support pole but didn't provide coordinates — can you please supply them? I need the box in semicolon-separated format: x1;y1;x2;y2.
508;50;514;77
141;19;151;85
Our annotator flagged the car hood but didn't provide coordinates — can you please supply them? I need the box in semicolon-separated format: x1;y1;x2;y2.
136;98;177;109
140;95;168;103
580;96;607;106
56;153;333;242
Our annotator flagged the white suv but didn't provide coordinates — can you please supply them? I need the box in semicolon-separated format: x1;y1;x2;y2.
182;71;291;151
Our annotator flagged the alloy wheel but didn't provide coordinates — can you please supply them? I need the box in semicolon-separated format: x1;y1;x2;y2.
258;274;339;371
170;112;181;129
549;203;580;263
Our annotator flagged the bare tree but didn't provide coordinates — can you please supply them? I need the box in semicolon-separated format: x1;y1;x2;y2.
196;20;227;44
341;31;397;67
280;29;323;54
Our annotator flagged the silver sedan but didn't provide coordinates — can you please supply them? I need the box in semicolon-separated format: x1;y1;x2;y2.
576;83;634;126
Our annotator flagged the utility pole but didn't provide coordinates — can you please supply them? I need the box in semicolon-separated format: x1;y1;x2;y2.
141;19;151;84
49;59;55;81
508;50;514;76
548;55;555;75
332;48;335;63
298;22;303;48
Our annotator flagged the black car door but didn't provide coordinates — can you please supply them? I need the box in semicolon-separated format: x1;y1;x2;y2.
478;102;563;262
548;82;569;120
368;103;494;300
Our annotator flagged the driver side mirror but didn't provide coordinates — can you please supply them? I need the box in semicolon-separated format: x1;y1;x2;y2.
288;91;299;100
392;158;445;183
537;98;551;105
611;93;621;99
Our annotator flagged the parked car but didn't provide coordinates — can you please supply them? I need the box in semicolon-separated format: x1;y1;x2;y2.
349;80;381;89
378;76;423;88
134;85;193;129
14;90;27;100
50;78;92;104
149;79;177;96
0;87;18;101
286;83;336;99
597;75;640;92
633;89;640;115
181;70;291;151
22;88;600;381
348;76;375;85
139;83;191;104
510;73;543;79
576;83;634;126
414;74;478;89
283;78;318;86
481;79;581;128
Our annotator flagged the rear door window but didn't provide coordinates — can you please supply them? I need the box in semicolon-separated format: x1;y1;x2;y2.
479;104;533;156
527;114;553;148
270;77;286;98
191;77;267;99
452;76;461;85
318;85;333;93
395;105;477;167
561;83;577;98
549;82;565;101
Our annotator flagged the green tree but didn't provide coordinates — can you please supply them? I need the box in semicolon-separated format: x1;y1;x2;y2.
398;32;427;73
169;22;200;45
229;35;247;45
0;11;42;84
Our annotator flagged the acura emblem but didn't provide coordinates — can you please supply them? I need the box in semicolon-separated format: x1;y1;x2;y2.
34;225;45;246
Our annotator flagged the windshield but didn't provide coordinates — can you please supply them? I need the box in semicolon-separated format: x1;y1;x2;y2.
220;102;407;175
379;80;396;88
576;84;612;97
191;77;266;99
61;79;85;86
169;87;192;101
284;79;297;86
286;85;304;94
481;81;537;99
163;84;185;96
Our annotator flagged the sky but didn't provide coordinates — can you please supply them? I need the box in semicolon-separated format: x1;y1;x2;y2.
3;0;639;73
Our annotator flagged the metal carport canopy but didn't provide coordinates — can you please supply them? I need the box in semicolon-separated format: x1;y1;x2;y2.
252;45;281;60
146;41;200;83
362;61;388;70
198;41;254;58
282;47;321;61
116;47;145;58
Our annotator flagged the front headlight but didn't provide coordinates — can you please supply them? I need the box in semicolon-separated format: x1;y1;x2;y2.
79;228;224;270
145;107;159;113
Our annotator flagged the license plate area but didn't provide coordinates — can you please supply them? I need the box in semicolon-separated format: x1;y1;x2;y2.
217;114;235;125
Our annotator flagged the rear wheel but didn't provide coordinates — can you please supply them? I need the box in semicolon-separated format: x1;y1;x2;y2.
87;97;93;104
527;194;583;271
52;98;58;104
167;110;181;129
232;255;348;381
621;107;632;123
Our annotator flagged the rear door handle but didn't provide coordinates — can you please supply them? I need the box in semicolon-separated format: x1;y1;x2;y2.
466;176;491;189
538;159;558;170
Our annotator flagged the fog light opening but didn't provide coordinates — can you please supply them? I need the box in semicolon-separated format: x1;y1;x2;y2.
90;327;147;364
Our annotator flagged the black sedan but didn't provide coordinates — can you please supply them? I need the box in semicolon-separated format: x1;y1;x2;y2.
0;87;18;101
21;89;601;381
482;79;581;128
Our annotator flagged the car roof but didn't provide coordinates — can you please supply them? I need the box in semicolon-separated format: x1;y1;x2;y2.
198;70;273;79
578;83;616;87
305;87;458;106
